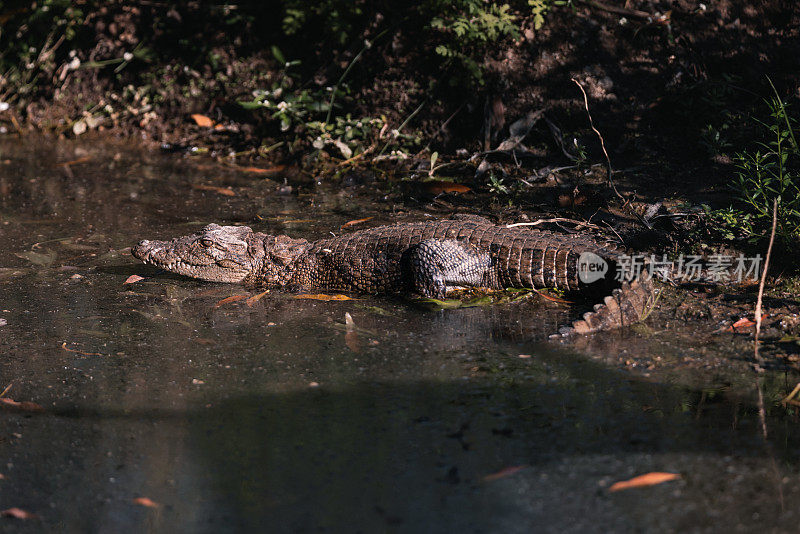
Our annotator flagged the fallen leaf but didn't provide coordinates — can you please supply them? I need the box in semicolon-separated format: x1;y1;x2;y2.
124;275;145;285
238;165;285;175
14;249;57;267
341;217;374;229
424;181;471;194
190;114;214;127
294;293;356;301
192;184;235;196
732;317;756;330
56;156;92;167
132;497;160;508
483;465;528;482
213;295;249;308
61;342;103;357
246;290;270;307
531;288;573;304
1;508;36;519
608;472;681;492
0;473;5;479
0;398;44;413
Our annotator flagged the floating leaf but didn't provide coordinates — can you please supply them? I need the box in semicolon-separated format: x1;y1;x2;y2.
190;114;214;127
1;508;36;519
0;398;44;413
14;249;57;267
56;156;92;167
124;275;145;285
132;497;160;508
238;165;285;174
246;290;270;307
294;294;356;301
424;180;471;194
191;184;235;196
213;295;249;308
341;217;374;229
608;472;681;492
483;465;528;482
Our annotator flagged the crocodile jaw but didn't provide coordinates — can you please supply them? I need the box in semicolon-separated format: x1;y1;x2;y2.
132;224;257;283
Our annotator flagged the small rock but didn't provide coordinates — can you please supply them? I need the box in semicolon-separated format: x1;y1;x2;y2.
0;318;6;326
192;378;205;385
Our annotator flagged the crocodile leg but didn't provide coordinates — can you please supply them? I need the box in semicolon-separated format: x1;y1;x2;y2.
405;239;494;298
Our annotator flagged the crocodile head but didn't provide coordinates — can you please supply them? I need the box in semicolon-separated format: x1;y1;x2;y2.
132;224;264;283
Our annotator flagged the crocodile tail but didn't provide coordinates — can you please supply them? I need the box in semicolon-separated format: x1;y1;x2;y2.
564;272;657;335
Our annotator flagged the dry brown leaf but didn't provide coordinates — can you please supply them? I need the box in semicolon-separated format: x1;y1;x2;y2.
341;217;374;229
238;165;286;175
246;290;270;307
61;342;103;357
213;295;249;308
191;184;235;196
424;181;471;194
56;156;92;167
124;275;145;285
294;294;356;301
132;497;161;508
1;508;36;519
0;398;44;413
608;472;681;492
190;114;214;127
483;465;528;482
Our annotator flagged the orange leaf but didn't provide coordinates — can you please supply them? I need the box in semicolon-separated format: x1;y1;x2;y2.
56;156;92;167
213;295;249;308
341;217;374;229
238;165;286;175
483;465;528;482
294;293;356;301
132;497;160;508
190;114;214;127
0;398;44;413
192;184;235;196
124;275;145;285
424;181;471;194
1;508;36;519
246;290;270;307
608;472;681;492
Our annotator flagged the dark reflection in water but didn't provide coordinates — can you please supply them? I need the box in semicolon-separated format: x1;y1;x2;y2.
1;139;799;533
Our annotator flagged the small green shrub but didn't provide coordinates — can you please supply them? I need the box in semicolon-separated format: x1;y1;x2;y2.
732;91;800;243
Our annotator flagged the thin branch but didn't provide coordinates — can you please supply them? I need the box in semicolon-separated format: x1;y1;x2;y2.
571;78;624;201
754;198;778;441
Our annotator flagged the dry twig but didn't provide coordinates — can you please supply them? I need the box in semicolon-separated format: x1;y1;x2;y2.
571;78;624;201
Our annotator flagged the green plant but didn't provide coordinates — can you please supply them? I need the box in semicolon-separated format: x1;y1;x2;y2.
429;1;520;86
732;88;800;243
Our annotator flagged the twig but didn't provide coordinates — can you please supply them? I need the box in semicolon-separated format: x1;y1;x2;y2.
781;382;800;407
0;383;11;398
506;218;601;231
576;0;653;20
571;78;624;201
753;198;777;440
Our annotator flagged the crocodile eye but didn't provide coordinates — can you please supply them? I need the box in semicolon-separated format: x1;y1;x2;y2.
200;238;214;248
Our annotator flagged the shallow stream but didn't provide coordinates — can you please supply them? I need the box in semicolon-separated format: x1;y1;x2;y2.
0;139;798;532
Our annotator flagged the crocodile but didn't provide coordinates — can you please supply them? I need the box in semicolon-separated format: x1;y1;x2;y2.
131;216;656;334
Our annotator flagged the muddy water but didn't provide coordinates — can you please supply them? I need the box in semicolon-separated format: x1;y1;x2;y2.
1;138;799;533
